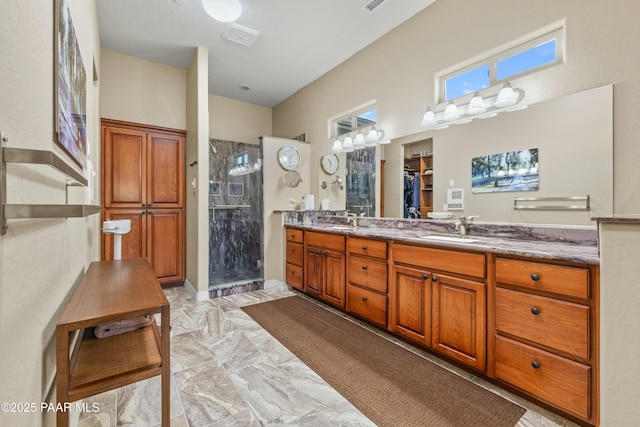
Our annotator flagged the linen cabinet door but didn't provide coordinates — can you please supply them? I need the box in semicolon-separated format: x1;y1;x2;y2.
147;132;184;209
389;264;432;346
146;209;184;284
432;273;486;371
103;126;147;208
102;209;146;261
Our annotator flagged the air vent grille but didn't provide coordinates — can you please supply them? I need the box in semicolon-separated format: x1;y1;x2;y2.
362;0;387;13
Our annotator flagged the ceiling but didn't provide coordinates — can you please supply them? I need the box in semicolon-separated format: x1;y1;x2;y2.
96;0;436;108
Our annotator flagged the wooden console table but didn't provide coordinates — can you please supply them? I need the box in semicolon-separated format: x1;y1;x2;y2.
56;258;170;426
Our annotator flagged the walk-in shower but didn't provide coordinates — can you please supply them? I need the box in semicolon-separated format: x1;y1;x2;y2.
208;139;264;297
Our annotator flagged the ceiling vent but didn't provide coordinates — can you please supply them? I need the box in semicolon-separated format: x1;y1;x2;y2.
362;0;388;13
221;23;259;47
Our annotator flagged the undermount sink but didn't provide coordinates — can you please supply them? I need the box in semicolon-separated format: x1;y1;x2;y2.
420;235;479;243
328;226;352;230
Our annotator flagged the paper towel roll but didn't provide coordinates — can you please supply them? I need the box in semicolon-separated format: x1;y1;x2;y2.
321;199;330;210
303;194;315;210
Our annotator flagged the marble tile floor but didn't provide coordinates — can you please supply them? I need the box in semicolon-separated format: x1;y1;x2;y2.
77;285;580;427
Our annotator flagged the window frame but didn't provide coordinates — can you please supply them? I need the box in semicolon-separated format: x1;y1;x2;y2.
439;26;564;103
332;104;377;138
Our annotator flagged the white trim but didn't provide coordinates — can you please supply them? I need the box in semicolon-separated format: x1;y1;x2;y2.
264;279;287;290
183;279;209;302
327;99;377;139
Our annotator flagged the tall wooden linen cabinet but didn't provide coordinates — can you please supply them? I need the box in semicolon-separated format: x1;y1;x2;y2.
101;119;186;285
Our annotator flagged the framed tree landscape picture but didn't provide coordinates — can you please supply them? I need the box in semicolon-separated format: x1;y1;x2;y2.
55;0;87;168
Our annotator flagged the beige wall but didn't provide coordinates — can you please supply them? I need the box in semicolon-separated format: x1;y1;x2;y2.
0;1;101;425
262;137;311;281
100;49;187;130
271;1;640;424
185;47;210;296
209;94;272;143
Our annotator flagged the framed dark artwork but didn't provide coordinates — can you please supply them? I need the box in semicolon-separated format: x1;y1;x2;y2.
471;148;539;194
55;0;87;168
209;181;220;195
228;182;244;197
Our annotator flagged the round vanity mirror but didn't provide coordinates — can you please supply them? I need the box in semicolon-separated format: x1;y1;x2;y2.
283;170;302;187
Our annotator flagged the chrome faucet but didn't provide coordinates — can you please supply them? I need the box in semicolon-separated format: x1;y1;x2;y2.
346;212;358;227
456;215;478;236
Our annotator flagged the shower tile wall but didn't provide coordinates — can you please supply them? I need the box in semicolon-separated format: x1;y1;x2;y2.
209;139;264;289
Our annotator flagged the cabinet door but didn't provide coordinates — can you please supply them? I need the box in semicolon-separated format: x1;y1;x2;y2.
147;132;184;208
389;264;431;346
102;209;147;261
323;249;346;308
305;247;324;297
103;126;147;208
432;273;486;371
147;209;184;284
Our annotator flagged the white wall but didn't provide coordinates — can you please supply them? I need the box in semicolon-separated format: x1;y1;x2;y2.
0;1;101;425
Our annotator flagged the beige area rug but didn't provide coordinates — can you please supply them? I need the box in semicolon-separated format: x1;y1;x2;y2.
242;295;525;427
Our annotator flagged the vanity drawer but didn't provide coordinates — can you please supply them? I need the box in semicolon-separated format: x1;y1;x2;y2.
347;284;387;327
348;237;387;259
285;263;303;290
286;228;304;244
348;256;387;293
286;242;304;267
495;336;590;420
496;288;589;358
392;243;485;279
305;231;345;252
495;258;589;299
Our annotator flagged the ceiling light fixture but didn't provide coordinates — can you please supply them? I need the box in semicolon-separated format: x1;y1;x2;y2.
202;0;242;23
331;126;387;153
420;81;526;130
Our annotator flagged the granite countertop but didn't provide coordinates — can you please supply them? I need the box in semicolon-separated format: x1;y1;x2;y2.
287;222;600;265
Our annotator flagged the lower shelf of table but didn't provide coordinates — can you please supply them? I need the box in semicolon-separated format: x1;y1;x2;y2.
67;321;162;400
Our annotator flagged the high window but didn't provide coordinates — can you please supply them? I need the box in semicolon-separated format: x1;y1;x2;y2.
441;27;564;102
334;106;377;138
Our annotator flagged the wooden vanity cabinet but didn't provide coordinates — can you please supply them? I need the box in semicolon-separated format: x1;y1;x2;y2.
346;237;388;327
492;257;598;424
304;231;346;308
390;243;487;370
285;228;304;290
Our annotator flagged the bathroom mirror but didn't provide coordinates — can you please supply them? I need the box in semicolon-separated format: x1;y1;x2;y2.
333;85;613;226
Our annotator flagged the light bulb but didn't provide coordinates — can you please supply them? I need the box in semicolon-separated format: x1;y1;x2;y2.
342;136;354;152
202;0;242;23
443;101;460;121
494;82;517;108
466;92;486;115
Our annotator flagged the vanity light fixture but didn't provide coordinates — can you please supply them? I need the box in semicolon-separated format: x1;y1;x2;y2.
202;0;242;23
331;126;386;153
420;81;526;130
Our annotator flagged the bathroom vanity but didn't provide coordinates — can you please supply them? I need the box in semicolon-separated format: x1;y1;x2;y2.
284;220;599;426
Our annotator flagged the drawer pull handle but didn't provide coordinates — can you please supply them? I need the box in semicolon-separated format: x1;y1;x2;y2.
531;273;540;281
362;265;367;270
432;276;438;282
531;360;541;369
362;245;367;250
423;274;429;280
531;307;540;315
290;271;295;274
362;296;368;301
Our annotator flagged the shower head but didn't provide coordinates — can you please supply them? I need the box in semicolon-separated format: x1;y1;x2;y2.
209;141;217;154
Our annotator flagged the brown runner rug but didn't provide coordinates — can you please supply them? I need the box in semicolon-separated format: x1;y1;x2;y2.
242;296;526;427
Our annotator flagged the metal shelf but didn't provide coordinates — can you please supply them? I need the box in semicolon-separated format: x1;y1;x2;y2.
1;131;102;235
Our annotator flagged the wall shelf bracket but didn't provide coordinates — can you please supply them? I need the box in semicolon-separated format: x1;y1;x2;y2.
1;131;102;235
